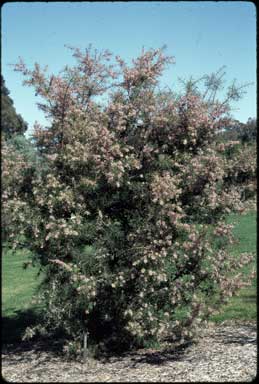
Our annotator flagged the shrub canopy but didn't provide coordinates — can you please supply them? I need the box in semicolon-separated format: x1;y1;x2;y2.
3;46;256;354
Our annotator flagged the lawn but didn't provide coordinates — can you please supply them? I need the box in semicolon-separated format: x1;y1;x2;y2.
2;247;43;344
1;210;256;345
209;210;257;323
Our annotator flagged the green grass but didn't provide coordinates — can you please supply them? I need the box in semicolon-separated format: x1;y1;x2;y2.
2;247;43;344
209;210;257;323
1;210;256;345
2;247;42;316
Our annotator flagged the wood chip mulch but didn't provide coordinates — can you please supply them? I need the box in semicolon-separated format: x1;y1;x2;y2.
2;322;257;382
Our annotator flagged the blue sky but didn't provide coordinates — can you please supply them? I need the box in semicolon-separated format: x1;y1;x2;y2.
2;1;256;136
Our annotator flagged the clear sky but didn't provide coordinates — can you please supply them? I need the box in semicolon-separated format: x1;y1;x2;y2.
1;1;256;136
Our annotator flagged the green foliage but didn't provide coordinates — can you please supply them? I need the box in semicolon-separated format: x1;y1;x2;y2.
1;134;44;243
6;134;38;163
219;117;257;143
238;117;257;144
1;75;28;138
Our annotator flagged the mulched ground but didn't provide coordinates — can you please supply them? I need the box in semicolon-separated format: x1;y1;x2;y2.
2;322;257;382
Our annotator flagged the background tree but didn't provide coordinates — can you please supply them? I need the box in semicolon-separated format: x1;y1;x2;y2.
1;75;28;139
218;117;257;143
1;76;41;242
237;117;257;144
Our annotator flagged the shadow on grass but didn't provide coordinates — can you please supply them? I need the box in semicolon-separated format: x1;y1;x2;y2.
2;308;41;346
2;309;194;364
241;294;256;302
2;308;64;355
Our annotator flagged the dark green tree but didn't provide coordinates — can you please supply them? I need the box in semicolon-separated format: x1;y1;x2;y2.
219;118;257;143
1;75;28;138
237;117;257;143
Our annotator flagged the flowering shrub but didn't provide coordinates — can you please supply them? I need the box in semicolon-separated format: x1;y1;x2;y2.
3;46;255;354
221;141;256;202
